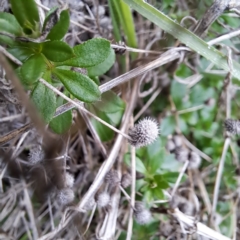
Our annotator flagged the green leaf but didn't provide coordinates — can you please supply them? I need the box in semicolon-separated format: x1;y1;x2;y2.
145;137;164;175
53;69;101;103
20;54;46;85
87;91;125;141
8;47;34;62
0;12;23;46
160;116;175;136
152;188;164;199
123;0;240;80
87;48;116;76
154;175;169;189
49;98;72;134
124;153;147;174
45;9;70;41
90;91;125;113
171;80;187;108
31;82;56;123
90;111;115;141
42;41;74;62
63;38;111;67
10;0;40;34
161;172;180;183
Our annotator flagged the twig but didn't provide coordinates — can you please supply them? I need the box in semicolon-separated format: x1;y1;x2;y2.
171;161;189;197
208;29;240;46
211;137;231;223
79;111;107;158
126;117;136;240
171;208;231;240
134;87;162;121
23;181;39;239
177;105;204;115
99;48;183;93
182;135;212;162
0;45;22;65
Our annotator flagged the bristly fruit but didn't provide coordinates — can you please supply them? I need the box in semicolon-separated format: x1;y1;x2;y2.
134;201;152;225
128;117;160;148
224;119;240;134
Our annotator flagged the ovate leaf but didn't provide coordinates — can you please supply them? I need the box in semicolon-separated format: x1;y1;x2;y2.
10;0;40;34
63;38;111;67
53;69;101;102
87;48;115;76
8;47;34;62
31;82;56;123
49;98;72;134
0;12;22;46
42;41;74;62
87;91;125;141
45;9;70;41
20;54;46;85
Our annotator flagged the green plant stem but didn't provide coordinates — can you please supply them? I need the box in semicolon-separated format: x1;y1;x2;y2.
123;0;240;80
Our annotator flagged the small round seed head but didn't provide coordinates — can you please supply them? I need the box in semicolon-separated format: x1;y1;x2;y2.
160;221;174;237
128;117;160;148
188;151;201;169
83;197;96;211
170;195;195;216
28;146;44;164
134;202;152;225
56;188;74;206
166;139;175;152
97;192;110;208
65;172;74;188
92;6;105;16
173;135;183;148
174;147;189;163
224;119;240;134
105;170;120;186
121;173;132;188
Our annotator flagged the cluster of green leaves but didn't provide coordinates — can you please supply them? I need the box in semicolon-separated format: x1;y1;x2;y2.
125;136;183;202
0;0;117;134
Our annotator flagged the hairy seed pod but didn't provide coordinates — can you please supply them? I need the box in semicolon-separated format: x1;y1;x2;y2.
65;172;74;188
188;151;201;169
224;119;240;134
134;201;152;225
56;188;74;206
121;173;132;188
173;135;183;148
128;117;160;148
97;192;110;208
166;139;175;152
28;146;44;164
83;197;96;211
105;170;120;186
174;147;189;163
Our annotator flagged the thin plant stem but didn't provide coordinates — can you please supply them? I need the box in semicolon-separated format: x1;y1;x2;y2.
171;161;189;197
177;105;204;115
23;181;39;239
38;78;131;140
211;137;230;223
83;204;97;235
126;120;136;240
208;29;240;46
171;208;231;240
182;135;212;162
134;87;162;121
